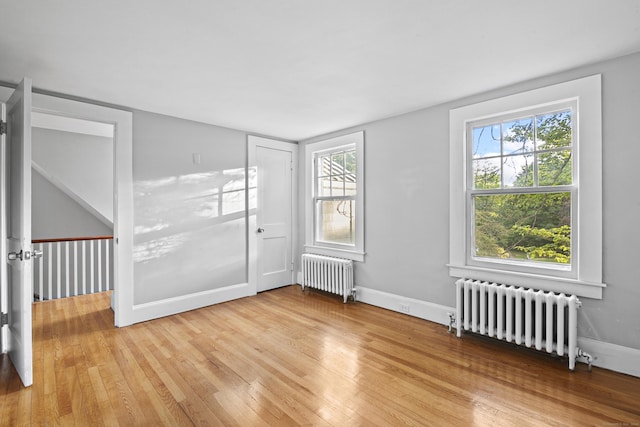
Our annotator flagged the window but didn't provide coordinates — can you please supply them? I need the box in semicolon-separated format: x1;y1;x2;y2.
315;148;357;245
470;106;574;269
305;131;364;261
449;75;605;299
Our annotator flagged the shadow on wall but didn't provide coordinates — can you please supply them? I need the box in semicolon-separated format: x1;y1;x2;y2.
133;167;256;304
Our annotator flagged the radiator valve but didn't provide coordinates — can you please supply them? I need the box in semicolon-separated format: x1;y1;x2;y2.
447;313;456;334
577;348;594;371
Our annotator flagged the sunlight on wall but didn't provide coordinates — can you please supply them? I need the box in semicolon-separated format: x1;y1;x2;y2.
248;166;257;211
133;168;250;304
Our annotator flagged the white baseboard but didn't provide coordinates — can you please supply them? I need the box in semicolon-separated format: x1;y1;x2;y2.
128;282;254;324
577;337;640;378
356;286;455;326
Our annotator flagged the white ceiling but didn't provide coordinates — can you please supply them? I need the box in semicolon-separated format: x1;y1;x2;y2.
1;1;639;141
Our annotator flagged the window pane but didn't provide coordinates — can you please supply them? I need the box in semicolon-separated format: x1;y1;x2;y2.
473;192;571;265
318;155;331;177
536;110;572;150
538;149;572;186
473;158;501;189
331;176;345;196
317;176;331;197
503;117;534;155
317;200;355;245
472;124;501;159
345;174;357;195
345;150;356;173
503;154;533;187
331;152;345;171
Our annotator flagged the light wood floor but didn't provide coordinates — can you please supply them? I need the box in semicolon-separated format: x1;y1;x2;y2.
1;286;639;426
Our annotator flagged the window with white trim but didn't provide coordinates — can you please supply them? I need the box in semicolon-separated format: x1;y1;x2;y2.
469;104;575;271
449;75;605;299
305;131;364;261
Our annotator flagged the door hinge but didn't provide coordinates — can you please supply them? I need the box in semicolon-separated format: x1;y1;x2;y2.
0;120;6;135
1;312;8;327
290;261;294;271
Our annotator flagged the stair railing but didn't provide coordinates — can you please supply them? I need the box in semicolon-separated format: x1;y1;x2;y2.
31;236;113;301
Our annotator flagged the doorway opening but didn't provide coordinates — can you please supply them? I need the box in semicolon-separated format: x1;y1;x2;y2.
31;113;114;303
26;93;134;328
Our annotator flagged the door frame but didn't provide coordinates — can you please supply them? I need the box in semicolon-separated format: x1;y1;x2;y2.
0;86;135;327
247;135;298;295
0;102;6;353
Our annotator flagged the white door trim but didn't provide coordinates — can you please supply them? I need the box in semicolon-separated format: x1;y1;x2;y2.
0;101;6;354
3;89;135;327
247;135;298;295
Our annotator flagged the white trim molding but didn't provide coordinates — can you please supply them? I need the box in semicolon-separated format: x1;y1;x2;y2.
130;282;252;324
447;264;605;300
355;286;455;326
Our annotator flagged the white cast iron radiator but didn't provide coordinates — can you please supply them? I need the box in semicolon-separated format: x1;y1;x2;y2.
454;278;592;370
301;254;355;303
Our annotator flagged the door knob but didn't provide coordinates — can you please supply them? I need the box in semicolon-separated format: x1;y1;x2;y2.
257;227;265;233
7;249;43;261
8;250;23;261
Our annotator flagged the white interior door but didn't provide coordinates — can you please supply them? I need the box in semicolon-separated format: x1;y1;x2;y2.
1;78;34;387
254;140;296;292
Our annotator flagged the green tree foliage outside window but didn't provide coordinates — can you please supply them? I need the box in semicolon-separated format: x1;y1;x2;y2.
471;110;572;265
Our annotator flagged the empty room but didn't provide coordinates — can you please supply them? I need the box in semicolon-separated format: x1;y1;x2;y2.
1;1;639;425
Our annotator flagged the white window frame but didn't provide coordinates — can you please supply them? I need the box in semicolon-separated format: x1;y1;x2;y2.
304;131;364;262
449;75;605;299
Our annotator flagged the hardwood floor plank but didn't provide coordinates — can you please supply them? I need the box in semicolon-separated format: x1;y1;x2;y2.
87;365;120;426
1;286;639;426
0;354;22;426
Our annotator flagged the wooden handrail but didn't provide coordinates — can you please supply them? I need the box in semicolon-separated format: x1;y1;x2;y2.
32;236;113;244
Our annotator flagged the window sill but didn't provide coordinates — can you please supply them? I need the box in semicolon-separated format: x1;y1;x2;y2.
304;245;365;262
448;264;605;299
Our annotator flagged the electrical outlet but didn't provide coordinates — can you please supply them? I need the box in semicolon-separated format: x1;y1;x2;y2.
399;304;410;313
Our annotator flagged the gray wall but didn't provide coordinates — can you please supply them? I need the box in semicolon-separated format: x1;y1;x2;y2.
32;127;113;223
299;52;640;351
32;169;112;239
31;126;113;240
132;111;248;305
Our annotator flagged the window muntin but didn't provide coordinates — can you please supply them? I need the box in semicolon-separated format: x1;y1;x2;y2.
467;106;575;271
314;146;357;246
